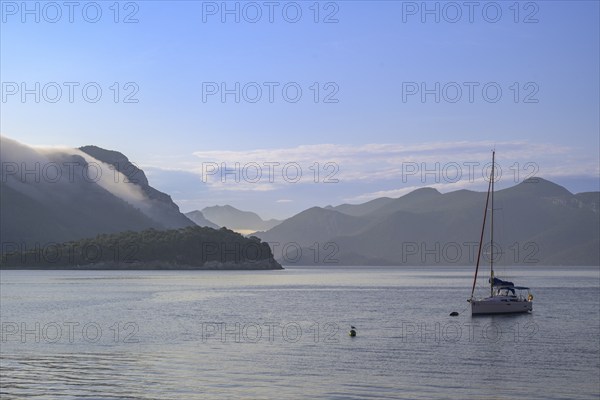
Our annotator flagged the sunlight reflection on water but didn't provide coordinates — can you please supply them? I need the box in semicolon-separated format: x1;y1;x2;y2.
1;266;598;399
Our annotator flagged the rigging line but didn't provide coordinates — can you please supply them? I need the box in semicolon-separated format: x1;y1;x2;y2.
490;150;495;297
470;152;493;300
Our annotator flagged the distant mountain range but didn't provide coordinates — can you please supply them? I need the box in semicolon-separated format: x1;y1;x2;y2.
255;179;599;266
184;210;219;229
2;136;597;267
185;205;281;233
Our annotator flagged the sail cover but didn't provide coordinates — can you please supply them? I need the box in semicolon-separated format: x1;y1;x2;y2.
490;277;514;287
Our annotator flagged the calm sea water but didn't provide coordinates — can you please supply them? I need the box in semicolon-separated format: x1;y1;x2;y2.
1;266;598;399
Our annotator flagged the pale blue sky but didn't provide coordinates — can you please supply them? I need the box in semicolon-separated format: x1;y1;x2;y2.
1;1;599;218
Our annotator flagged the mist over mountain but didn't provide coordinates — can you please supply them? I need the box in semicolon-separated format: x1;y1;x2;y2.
1;137;194;246
197;205;281;233
256;179;600;266
79;145;194;229
3;136;597;267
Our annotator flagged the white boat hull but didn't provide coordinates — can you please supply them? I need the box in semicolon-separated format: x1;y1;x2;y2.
471;298;532;315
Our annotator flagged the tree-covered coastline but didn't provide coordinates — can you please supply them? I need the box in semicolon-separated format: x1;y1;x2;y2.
1;226;282;270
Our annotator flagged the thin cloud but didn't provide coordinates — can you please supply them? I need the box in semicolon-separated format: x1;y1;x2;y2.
188;140;593;188
119;139;598;218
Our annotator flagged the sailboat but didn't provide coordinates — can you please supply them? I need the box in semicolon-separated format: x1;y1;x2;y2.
468;151;533;315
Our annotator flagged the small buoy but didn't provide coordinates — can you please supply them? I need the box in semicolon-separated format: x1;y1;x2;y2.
349;326;357;337
449;312;459;317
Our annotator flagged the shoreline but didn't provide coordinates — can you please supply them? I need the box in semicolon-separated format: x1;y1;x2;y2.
0;259;284;271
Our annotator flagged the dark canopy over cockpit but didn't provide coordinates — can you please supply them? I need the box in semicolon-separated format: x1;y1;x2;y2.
490;277;514;287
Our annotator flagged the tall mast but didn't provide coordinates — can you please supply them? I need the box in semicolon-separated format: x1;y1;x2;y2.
490;150;495;297
470;154;493;300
